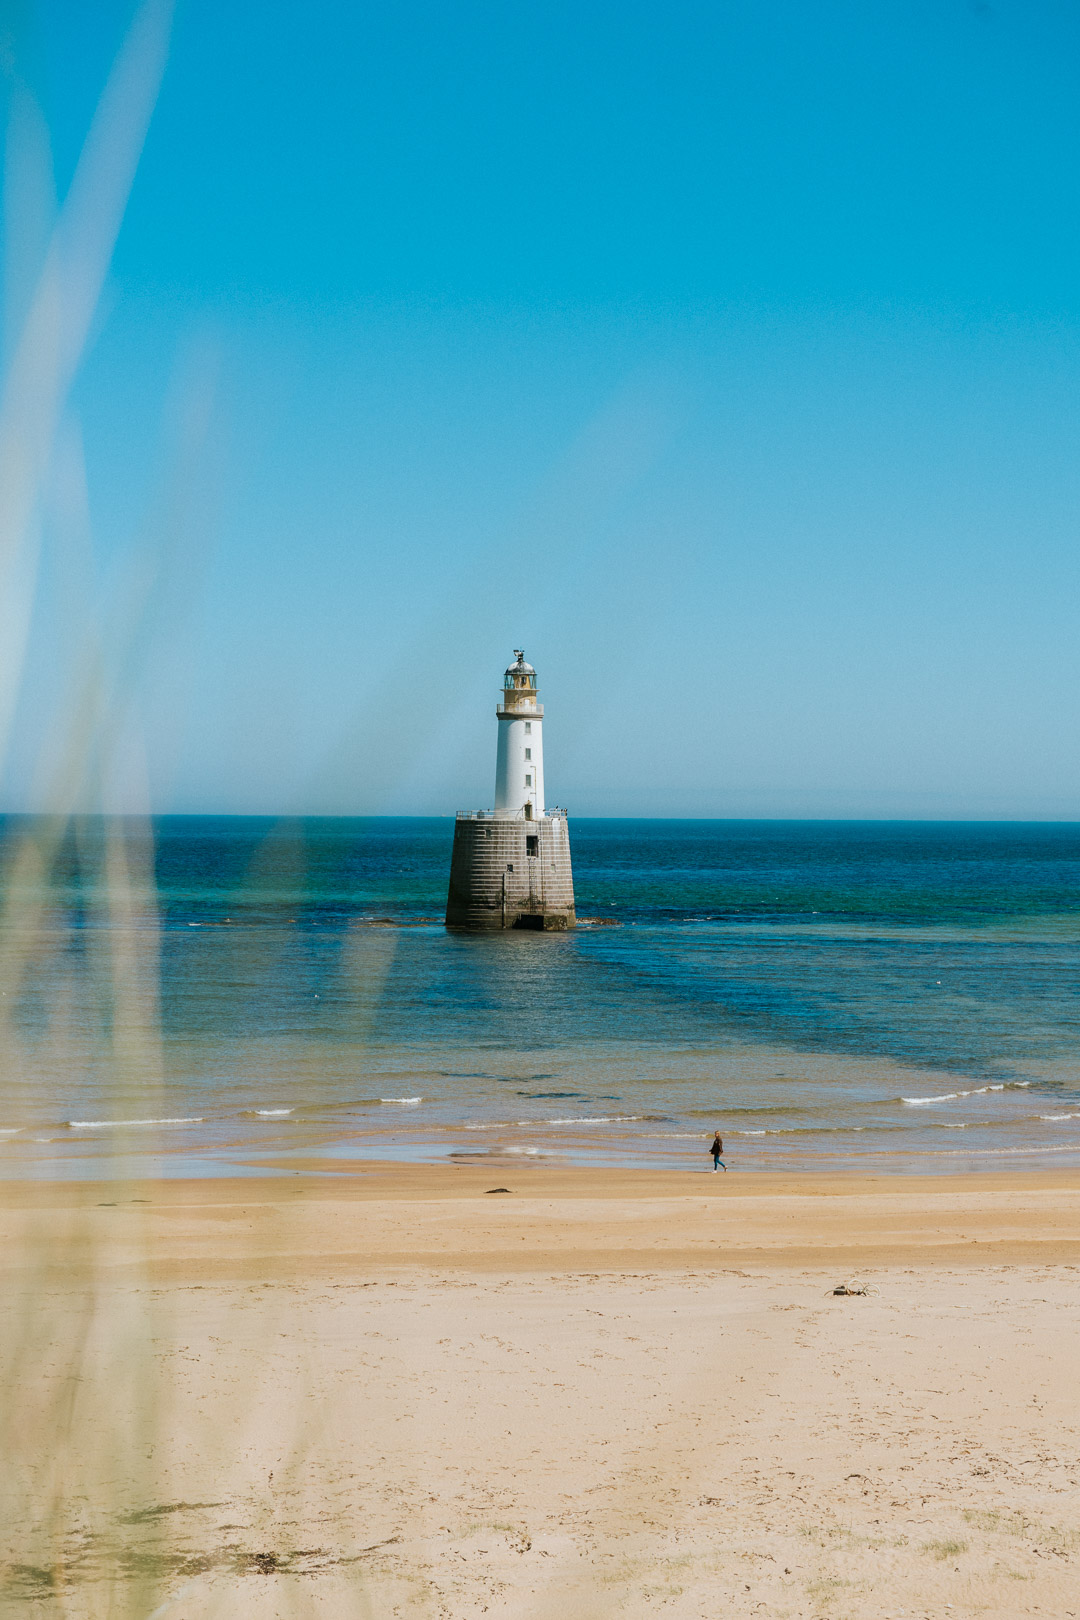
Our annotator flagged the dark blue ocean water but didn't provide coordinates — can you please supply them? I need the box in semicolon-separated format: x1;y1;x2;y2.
2;817;1079;1173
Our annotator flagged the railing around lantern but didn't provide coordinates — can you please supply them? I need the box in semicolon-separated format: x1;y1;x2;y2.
495;701;544;718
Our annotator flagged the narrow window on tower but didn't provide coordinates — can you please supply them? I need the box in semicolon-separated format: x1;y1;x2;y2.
524;722;531;734
525;774;532;786
525;748;531;760
526;836;539;857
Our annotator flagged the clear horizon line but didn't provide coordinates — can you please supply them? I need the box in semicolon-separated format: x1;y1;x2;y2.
1;810;1078;826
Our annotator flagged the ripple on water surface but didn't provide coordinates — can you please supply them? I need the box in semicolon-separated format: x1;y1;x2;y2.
1;817;1078;1173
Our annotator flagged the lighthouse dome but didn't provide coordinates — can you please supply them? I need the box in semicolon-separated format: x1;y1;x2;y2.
505;649;535;678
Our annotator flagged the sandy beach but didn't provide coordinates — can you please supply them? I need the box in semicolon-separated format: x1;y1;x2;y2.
3;1166;1079;1618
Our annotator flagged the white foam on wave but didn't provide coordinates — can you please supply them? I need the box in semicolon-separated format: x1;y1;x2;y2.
255;1108;293;1117
0;1128;20;1136
929;1141;1080;1158
901;1082;1029;1106
380;1096;422;1105
736;1125;867;1137
67;1117;204;1129
1040;1112;1080;1121
544;1115;644;1125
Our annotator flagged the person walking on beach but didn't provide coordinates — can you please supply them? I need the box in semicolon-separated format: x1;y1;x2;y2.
710;1131;726;1171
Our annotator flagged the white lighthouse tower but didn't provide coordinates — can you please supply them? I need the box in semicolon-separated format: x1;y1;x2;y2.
495;650;544;818
445;650;575;930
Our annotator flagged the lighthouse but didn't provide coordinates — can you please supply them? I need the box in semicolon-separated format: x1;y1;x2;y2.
445;650;575;930
495;650;545;818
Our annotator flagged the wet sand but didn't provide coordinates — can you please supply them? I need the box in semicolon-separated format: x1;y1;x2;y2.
2;1167;1079;1617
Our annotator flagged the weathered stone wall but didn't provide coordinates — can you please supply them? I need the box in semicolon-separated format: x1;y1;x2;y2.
445;815;575;930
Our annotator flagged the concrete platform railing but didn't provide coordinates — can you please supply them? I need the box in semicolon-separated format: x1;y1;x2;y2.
454;807;568;821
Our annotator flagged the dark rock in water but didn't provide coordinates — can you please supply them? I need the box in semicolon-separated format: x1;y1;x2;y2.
485;1187;512;1194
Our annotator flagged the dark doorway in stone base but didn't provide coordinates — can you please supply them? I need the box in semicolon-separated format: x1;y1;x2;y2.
513;913;544;930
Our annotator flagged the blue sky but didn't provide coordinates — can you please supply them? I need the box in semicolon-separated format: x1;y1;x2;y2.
4;0;1080;815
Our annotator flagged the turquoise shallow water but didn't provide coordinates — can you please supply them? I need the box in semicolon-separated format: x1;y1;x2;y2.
2;816;1079;1174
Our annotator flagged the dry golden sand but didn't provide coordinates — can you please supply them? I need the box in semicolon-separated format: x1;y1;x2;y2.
2;1165;1080;1618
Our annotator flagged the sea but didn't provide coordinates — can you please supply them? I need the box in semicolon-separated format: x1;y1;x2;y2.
2;816;1079;1177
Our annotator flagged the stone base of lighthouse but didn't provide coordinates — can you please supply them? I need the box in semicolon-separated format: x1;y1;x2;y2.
445;814;575;931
